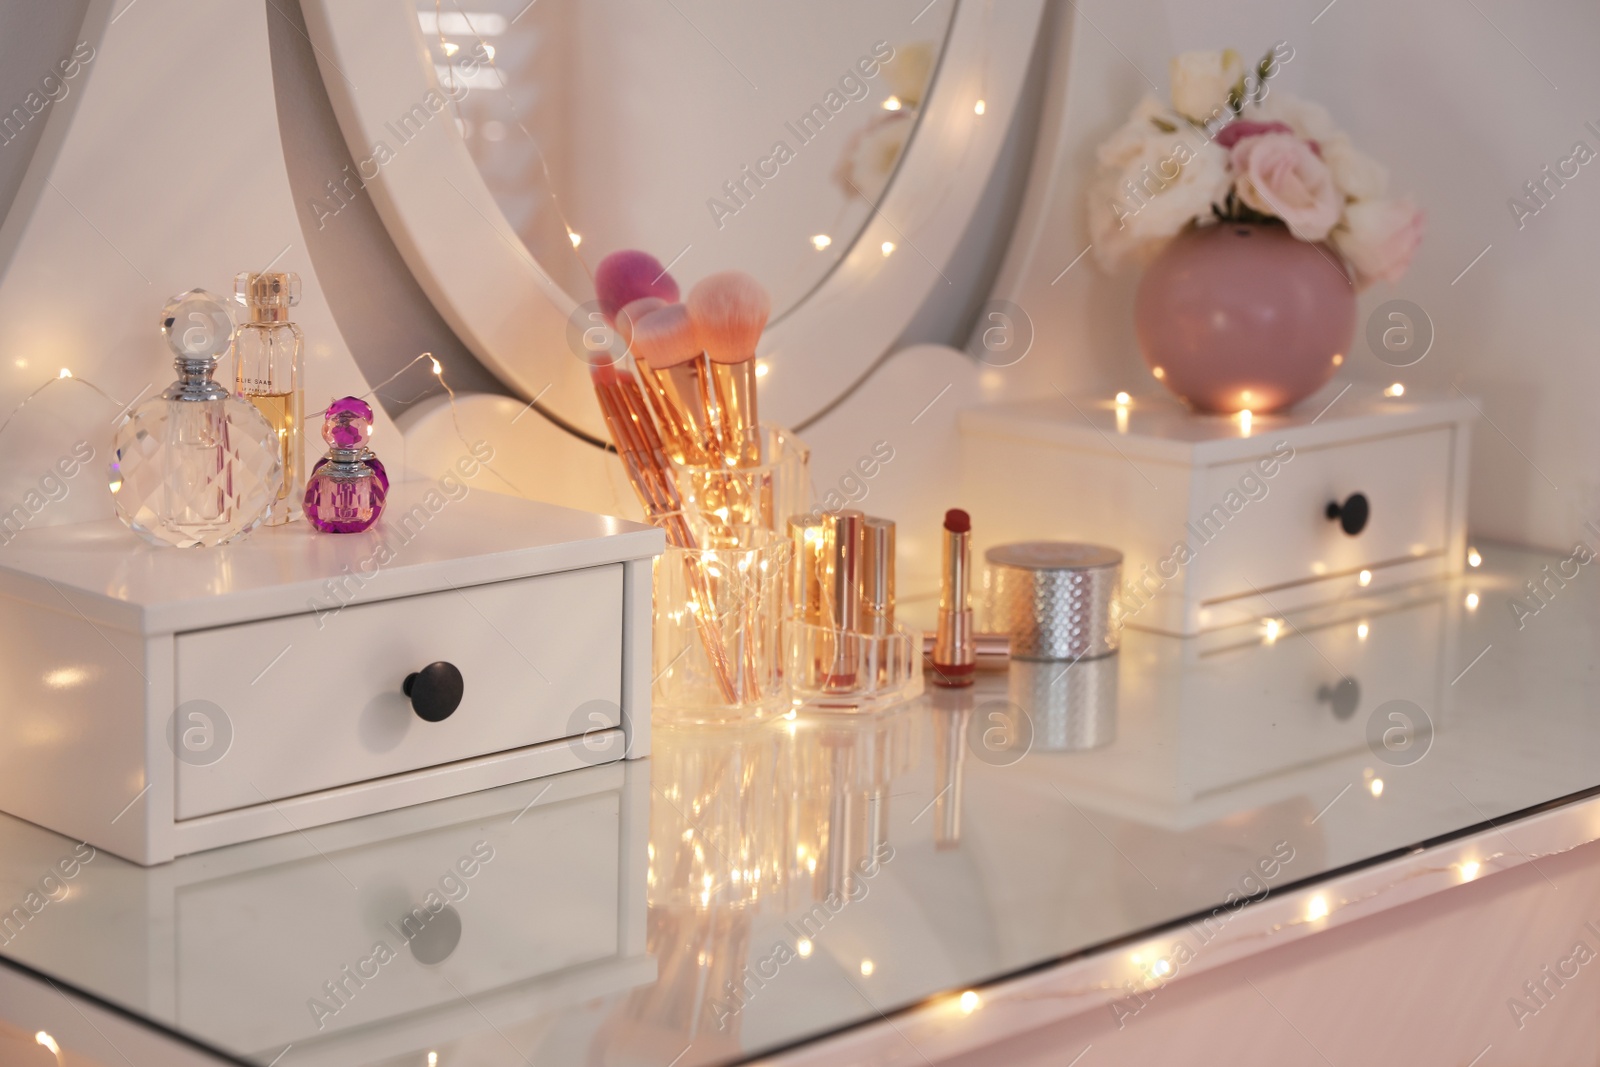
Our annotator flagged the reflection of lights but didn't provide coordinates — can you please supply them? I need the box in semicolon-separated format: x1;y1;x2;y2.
1307;895;1329;921
973;100;986;116
568;232;582;247
882;96;903;111
1238;408;1252;434
44;667;87;690
1114;391;1131;406
1465;592;1479;610
881;241;896;257
36;1033;61;1056
811;233;832;250
755;361;770;379
1152;366;1165;379
1369;778;1383;797
797;938;813;958
1358;569;1372;587
1459;860;1480;882
959;990;981;1013
1384;382;1405;397
860;959;875;976
1151;958;1172;977
14;358;26;368
1356;622;1369;640
1332;353;1343;366
1262;618;1282;643
428;1054;438;1067
1467;547;1482;568
417;11;508;35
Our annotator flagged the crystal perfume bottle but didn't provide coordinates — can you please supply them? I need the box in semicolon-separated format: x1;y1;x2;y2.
304;397;386;533
109;290;283;548
233;271;304;525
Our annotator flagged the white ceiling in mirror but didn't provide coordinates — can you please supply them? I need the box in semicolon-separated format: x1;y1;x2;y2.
302;0;1045;439
418;1;957;320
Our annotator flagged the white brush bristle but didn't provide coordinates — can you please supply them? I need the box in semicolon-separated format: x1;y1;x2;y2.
631;304;702;369
687;271;770;365
616;296;667;348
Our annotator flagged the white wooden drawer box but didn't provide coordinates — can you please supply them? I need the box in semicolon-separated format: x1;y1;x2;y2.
960;388;1474;635
0;484;663;865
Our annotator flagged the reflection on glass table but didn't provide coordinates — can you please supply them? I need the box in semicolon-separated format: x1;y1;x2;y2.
1;544;1596;1065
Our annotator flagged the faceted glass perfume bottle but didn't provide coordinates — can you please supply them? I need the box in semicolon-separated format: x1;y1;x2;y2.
233;271;304;525
304;397;386;533
109;290;283;548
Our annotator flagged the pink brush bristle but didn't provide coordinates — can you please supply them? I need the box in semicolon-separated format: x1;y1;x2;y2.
631;304;703;369
686;270;770;364
596;250;680;325
616;296;668;349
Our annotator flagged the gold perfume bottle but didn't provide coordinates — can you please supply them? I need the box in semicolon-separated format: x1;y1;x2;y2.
233;271;304;524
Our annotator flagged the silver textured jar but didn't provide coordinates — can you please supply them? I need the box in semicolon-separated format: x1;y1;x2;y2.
985;542;1122;660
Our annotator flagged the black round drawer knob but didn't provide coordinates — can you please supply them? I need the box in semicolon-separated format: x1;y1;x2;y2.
1325;492;1370;536
403;661;464;722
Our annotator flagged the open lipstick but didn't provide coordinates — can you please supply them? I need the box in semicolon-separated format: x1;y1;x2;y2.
931;508;976;687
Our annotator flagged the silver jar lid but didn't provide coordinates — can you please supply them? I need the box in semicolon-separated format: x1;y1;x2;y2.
985;541;1122;661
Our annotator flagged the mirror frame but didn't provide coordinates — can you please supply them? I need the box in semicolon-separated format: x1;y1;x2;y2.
302;0;1045;438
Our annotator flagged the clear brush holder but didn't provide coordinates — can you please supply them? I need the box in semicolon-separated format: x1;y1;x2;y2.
653;528;793;724
673;424;811;539
786;620;924;714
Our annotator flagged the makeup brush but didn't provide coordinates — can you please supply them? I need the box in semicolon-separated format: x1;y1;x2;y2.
615;296;683;459
595;250;680;326
687;271;770;469
631;303;713;467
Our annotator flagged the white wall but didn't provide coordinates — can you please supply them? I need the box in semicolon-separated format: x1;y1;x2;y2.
987;0;1600;552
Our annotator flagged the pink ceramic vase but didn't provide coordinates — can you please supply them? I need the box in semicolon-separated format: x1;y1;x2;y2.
1134;222;1355;414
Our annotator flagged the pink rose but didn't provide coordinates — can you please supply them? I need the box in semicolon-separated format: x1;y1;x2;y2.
1229;133;1342;241
1333;198;1424;290
1213;120;1294;149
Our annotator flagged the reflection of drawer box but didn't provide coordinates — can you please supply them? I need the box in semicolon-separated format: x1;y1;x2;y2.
0;484;662;865
961;389;1474;635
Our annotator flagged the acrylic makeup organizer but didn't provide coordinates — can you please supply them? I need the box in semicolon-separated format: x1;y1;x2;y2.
650;424;922;723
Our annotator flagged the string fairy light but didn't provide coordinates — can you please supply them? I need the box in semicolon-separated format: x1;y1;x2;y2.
0;370;127;452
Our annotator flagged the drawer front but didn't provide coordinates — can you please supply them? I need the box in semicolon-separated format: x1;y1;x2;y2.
175;566;623;819
176;793;622;1050
1189;427;1454;605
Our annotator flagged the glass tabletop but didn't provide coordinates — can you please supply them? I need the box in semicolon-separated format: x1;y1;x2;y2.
1;541;1595;1066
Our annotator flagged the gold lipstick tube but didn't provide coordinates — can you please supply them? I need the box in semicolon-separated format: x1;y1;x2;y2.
861;517;895;688
822;509;863;690
923;631;1010;670
932;515;975;687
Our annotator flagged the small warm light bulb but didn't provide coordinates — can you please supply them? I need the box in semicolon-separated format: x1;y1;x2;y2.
1467;547;1482;568
882;96;903;111
797;938;813;958
860;959;875;976
428;1054;438;1067
1307;895;1329;921
1263;618;1282;643
1358;569;1372;587
1332;353;1344;366
1465;592;1479;610
58;368;72;379
1151;958;1172;977
811;233;832;250
441;41;459;56
1357;622;1369;640
1151;366;1165;379
1114;391;1131;406
430;357;443;376
14;358;26;368
568;232;582;247
36;1033;61;1056
755;361;770;378
1459;860;1480;881
959;990;981;1013
973;99;986;115
1369;777;1384;797
1385;382;1405;397
482;43;496;60
1238;408;1252;433
881;241;895;257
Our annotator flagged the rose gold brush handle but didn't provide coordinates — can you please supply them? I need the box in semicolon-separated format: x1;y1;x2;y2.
592;372;739;703
706;359;762;469
636;360;714;467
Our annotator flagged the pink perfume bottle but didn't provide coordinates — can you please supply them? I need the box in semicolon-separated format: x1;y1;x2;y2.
304;397;386;533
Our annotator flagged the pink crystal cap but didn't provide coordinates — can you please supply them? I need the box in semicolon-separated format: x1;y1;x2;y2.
323;396;373;449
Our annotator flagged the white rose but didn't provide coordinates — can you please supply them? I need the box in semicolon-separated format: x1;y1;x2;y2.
1169;50;1244;125
1090;130;1230;270
1332;198;1424;290
1320;134;1388;201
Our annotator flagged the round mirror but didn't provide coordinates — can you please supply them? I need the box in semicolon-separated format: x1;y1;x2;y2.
304;0;1043;436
